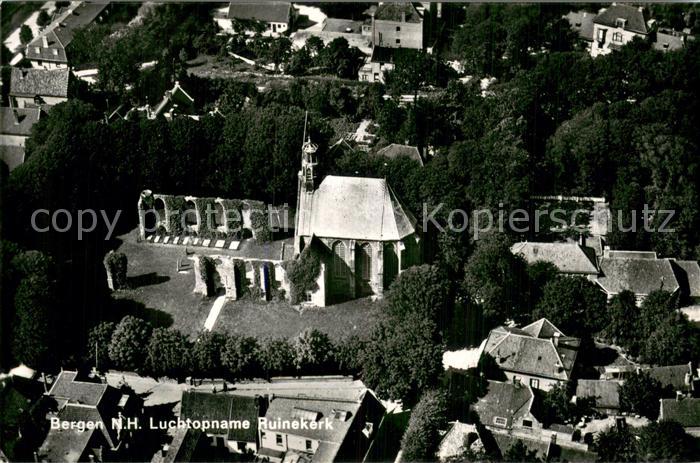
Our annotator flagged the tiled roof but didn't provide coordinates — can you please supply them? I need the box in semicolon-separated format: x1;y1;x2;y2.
161;428;204;463
647;364;693;393
491;433;549;460
374;3;422;23
511;242;599;275
26;2;108;63
653;32;685;52
228;1;292;24
181;391;259;442
437;421;480;460
565;11;595;41
0;107;40;136
10;68;70;98
47;371;108;407
472;380;535;429
0;146;26;171
153;82;195;117
593;4;648;34
605;250;657;259
307;176;417;241
484;325;580;381
671;260;700;298
521;318;564;339
660;398;700;427
597;257;680;296
375;143;423;166
575;380;620;410
370;46;399;64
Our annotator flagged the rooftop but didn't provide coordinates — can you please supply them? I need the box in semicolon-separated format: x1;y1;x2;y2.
647;364;693;393
472;380;535;429
180;391;259;442
373;3;422;23
575;380;621;410
593;4;648;34
47;371;108;407
660;398;700;427
596;256;680;296
483;321;580;381
228;1;292;24
565;11;595;41
374;143;423;167
306;176;417;241
671;260;700;298
10;67;70;98
0;107;40;137
511;242;599;275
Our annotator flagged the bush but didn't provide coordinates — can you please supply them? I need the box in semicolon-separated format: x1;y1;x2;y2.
400;389;448;461
37;10;51;28
20;25;33;45
105;251;128;289
250;207;271;243
284;245;321;304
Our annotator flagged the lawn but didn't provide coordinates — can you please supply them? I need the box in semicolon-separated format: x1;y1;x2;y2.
112;229;381;340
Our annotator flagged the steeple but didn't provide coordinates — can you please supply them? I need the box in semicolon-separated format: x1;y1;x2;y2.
295;136;319;254
301;137;318;190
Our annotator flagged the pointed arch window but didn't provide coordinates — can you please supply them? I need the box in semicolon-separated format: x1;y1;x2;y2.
332;241;347;279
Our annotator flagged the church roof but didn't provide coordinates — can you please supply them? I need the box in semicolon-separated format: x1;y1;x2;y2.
309;176;417;241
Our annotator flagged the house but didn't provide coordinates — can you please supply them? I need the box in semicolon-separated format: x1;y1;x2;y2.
437;421;483;461
358;46;398;83
575;380;621;416
150;81;195;120
595;250;680;304
9;68;70;109
374;143;423;166
257;388;385;462
482;318;580;391
153;428;206;463
646;363;698;397
216;1;294;37
472;380;542;431
0;107;41;171
294;138;422;306
590;4;649;57
25;2;109;69
659;398;700;437
510;241;599;277
36;371;139;462
653;31;686;52
564;11;595;44
180;391;262;454
368;2;424;50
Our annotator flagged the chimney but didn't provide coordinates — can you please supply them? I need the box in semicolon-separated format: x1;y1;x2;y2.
401;10;406;22
41;35;48;48
552;332;560;347
579;233;586;247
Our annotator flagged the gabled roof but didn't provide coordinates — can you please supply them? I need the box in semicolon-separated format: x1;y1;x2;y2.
511;242;599;275
671;260;700;298
374;2;422;23
180;391;259;442
228;1;292;24
375;143;423;166
597;257;680;296
565;11;595;41
0;107;40;136
370;46;399;64
653;32;685;52
307;176;417;241
153;82;195;118
593;4;648;34
47;371;108;407
437;421;481;460
484;324;580;381
10;68;70;98
472;380;535;429
660;398;700;428
575;380;620;410
521;318;564;339
647;364;693;393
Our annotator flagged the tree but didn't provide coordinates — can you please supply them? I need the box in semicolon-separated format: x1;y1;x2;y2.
538;382;586;427
37;10;51;28
222;336;261;379
463;234;529;325
259;338;294;377
605;290;640;352
534;276;608;337
87;321;116;371
637;420;698;462
594;425;638;462
108;316;152;371
400;389;448;462
386;265;449;324
619;371;662;420
190;330;226;377
503;440;541;462
642;313;700;365
19;25;33;45
639;290;677;337
293;329;334;373
146;328;191;378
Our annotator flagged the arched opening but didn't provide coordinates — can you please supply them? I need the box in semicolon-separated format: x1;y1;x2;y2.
153;198;166;231
332;241;347;280
383;243;398;289
184;200;198;231
356;243;372;295
214;203;226;229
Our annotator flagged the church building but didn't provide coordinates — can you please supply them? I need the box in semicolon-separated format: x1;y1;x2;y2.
295;138;422;305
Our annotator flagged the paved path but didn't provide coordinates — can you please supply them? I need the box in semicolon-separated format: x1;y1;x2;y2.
203;295;226;331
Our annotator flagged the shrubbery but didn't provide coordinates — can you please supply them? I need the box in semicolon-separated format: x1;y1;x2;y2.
105;251;128;289
284;245;322;304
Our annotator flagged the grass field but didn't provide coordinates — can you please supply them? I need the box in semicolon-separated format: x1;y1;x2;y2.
113;229;380;340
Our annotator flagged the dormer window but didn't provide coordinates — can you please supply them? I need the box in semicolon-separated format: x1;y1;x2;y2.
615;18;626;28
493;416;507;427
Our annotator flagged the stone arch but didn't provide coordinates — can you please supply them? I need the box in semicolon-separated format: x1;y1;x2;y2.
184;199;198;231
383;242;399;289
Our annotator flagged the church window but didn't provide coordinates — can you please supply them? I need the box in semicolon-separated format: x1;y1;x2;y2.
332;241;347;278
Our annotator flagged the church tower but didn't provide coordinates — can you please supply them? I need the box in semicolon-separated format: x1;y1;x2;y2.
294;137;318;254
